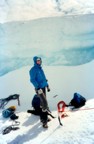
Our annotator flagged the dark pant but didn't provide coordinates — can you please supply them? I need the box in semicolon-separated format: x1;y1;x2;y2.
41;87;46;96
35;87;48;111
27;108;41;115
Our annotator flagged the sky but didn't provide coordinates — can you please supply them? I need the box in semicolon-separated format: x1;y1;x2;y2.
0;61;94;144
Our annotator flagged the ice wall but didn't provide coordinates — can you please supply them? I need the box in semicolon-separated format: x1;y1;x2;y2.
0;14;94;76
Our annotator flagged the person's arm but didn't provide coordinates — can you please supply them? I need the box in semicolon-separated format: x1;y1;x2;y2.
42;69;50;92
29;68;39;89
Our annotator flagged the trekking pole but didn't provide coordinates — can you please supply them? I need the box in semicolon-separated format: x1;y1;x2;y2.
47;111;56;119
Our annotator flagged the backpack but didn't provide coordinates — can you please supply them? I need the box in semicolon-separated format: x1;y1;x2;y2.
69;93;86;108
2;109;14;118
32;95;41;110
2;106;16;118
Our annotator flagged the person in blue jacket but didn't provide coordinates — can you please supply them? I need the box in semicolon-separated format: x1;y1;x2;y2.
29;56;50;95
29;56;50;128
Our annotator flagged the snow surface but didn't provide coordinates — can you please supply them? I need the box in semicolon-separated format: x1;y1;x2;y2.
0;61;94;144
0;1;94;143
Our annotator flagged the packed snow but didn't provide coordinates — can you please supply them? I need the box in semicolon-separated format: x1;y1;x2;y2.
0;0;94;143
0;61;94;144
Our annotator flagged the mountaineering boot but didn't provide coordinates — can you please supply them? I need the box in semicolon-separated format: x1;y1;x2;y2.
43;122;48;128
41;117;51;123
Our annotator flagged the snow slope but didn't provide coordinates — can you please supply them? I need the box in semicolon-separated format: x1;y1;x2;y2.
0;61;94;144
0;0;94;23
0;1;94;143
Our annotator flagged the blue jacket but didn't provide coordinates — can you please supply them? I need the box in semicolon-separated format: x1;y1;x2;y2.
29;56;48;89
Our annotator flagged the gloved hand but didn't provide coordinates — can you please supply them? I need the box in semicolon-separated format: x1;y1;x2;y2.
47;86;50;92
36;88;43;94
